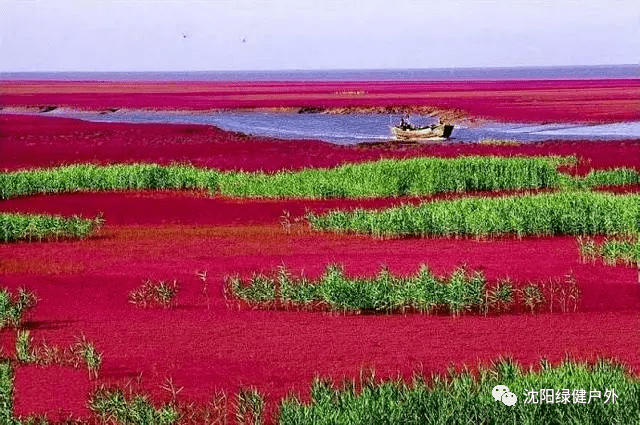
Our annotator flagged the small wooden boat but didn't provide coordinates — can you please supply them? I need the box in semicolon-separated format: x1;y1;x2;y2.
392;121;454;142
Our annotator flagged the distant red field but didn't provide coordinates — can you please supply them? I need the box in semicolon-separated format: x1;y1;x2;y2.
1;82;639;421
2;79;640;122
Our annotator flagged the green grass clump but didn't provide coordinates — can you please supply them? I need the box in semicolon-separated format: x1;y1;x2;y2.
228;264;487;315
279;358;640;425
227;265;581;315
228;274;278;306
218;156;564;198
578;236;640;266
235;388;265;425
15;330;36;364
90;388;180;425
0;288;37;329
0;213;103;242
581;168;640;188
0;362;15;424
0;163;219;199
71;337;103;379
14;334;103;380
89;385;264;425
308;191;640;238
129;280;179;308
5;358;175;424
556;168;640;191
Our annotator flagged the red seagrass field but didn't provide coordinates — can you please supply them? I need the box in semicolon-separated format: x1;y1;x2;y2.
1;80;640;421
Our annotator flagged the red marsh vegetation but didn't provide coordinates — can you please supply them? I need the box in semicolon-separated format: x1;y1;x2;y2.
0;82;639;420
2;79;640;122
1;221;639;418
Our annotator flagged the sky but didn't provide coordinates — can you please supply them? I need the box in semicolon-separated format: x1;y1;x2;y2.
0;0;638;72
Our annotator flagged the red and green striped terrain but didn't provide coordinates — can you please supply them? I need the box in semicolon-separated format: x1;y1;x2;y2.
1;80;639;423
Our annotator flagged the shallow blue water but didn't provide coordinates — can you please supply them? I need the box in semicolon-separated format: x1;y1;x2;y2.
36;110;640;145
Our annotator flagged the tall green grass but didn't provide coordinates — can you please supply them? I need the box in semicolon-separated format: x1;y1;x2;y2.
556;168;640;190
228;265;485;315
89;386;264;425
308;192;640;238
227;265;581;315
4;356;639;425
90;388;180;425
128;279;179;308
581;168;640;188
0;362;14;424
15;330;36;363
235;388;265;425
0;288;37;329
2;159;639;200
72;336;103;379
217;156;566;198
279;358;640;425
0;213;103;242
0;163;220;199
578;237;640;266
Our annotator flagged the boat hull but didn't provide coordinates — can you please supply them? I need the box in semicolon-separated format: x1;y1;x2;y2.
392;124;454;141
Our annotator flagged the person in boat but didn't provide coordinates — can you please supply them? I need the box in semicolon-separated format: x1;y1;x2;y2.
399;114;413;130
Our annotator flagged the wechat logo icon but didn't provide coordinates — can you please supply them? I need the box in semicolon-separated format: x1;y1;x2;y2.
492;385;518;406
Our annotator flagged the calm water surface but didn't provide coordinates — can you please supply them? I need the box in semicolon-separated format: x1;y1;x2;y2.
35;109;640;145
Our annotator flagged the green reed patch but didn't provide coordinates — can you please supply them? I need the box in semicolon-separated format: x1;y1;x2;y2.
581;168;640;188
0;362;14;424
0;288;37;330
279;358;639;425
90;388;180;425
578;236;640;266
3;355;638;425
0;163;220;199
308;192;640;238
72;336;103;379
15;331;103;379
15;330;36;364
556;168;640;191
227;265;580;315
0;213;103;242
0;157;566;200
89;386;264;425
129;279;179;308
217;156;565;198
2;159;639;201
235;388;265;425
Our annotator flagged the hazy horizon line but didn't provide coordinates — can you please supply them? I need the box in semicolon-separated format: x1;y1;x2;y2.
2;64;638;82
2;63;638;73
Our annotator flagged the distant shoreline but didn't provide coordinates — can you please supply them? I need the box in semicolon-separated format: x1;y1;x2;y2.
1;64;639;81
